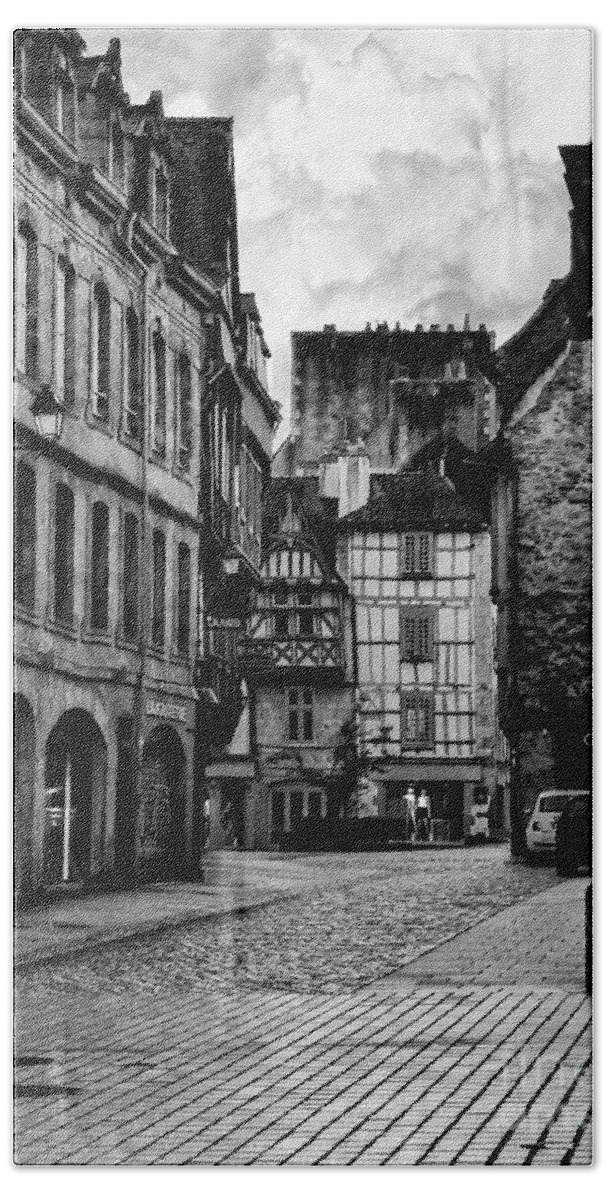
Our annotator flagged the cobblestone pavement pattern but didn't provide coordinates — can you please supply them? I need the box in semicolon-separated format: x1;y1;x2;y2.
14;848;591;1165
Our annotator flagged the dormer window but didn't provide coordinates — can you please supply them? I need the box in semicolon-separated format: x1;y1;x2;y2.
110;120;125;190
151;326;166;456
176;351;192;472
153;167;169;237
55;52;76;145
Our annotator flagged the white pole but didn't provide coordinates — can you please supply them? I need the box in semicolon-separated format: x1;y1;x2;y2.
62;753;72;882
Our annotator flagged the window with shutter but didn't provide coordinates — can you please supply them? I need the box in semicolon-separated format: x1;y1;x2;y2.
399;532;433;578
15;462;36;611
399;607;435;661
152;528;166;648
176;542;191;655
122;511;139;642
287;687;314;742
90;501;110;631
56;258;76;404
152;329;166;455
177;353;192;472
125;308;141;439
54;483;75;625
91;283;110;420
400;690;434;750
15;225;38;377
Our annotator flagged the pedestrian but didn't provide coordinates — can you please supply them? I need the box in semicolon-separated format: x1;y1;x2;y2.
405;785;417;841
416;789;430;842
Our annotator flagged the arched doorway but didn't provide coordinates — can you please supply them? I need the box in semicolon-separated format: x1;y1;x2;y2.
138;725;186;881
44;710;106;886
114;713;138;882
14;694;35;903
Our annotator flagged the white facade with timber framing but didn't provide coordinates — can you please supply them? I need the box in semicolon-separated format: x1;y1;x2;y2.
339;472;510;842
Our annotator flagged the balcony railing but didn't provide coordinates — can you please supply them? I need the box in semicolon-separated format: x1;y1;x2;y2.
241;633;346;678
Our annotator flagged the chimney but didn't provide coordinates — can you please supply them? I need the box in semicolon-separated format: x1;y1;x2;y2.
463;313;470;332
337;448;370;519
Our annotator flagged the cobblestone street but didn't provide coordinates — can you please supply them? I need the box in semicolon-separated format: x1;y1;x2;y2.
14;848;592;1165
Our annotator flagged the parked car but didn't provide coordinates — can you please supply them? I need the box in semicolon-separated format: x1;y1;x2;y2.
525;790;589;859
555;792;591;877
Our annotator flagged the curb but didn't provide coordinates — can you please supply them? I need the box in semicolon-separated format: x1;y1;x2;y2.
364;876;574;995
14;888;296;971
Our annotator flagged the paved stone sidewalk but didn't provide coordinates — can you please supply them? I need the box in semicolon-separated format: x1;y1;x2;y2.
14;878;592;1166
14;979;591;1165
390;877;590;992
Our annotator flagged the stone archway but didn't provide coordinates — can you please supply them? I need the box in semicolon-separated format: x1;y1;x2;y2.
138;724;187;881
44;709;107;886
14;694;35;903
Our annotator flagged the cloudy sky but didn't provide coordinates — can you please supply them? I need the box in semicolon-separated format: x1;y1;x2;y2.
82;26;592;428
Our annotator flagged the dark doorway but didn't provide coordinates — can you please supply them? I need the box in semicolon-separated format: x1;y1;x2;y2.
44;710;106;885
138;725;187;880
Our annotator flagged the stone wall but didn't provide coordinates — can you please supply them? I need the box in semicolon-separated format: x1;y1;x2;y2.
510;339;592;775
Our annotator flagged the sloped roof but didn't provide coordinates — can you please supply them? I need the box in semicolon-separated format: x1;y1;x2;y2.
262;476;342;581
496;278;570;417
337;470;487;532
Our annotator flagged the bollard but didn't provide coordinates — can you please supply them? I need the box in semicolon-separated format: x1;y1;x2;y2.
585;883;592;995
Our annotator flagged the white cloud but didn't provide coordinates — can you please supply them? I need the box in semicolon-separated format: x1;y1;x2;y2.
81;27;592;427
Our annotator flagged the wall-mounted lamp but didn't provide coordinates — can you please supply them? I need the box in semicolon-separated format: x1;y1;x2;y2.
30;384;64;441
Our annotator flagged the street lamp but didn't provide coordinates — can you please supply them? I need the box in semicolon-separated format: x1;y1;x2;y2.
30;384;64;441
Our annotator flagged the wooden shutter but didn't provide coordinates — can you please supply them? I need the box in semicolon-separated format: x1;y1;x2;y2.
418;534;431;576
399;607;435;661
399;532;433;577
416;609;435;660
399;533;416;578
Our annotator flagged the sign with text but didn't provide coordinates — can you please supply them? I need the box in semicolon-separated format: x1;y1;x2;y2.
146;697;187;724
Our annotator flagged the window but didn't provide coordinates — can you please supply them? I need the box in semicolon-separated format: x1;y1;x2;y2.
55;55;75;143
90;501;109;631
56;258;76;404
125;307;141;439
400;690;434;750
91;282;110;420
151;528;166;648
273;583;289;637
288;687;313;742
152;329;166;455
176;542;191;655
240;445;263;564
155;170;169;236
221;408;230;500
298;585;315;636
399;607;435;662
399;533;433;578
110;122;125;189
122;512;139;642
15;462;36;611
271;787;327;834
54;483;75;624
15;225;38;377
177;353;192;472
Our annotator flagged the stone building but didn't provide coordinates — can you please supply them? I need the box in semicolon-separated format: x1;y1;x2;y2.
13;30;278;900
485;143;592;854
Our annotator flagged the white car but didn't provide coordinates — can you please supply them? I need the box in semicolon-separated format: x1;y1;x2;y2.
525;790;589;857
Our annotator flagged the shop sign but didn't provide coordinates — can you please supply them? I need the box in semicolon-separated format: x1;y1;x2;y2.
146;697;187;723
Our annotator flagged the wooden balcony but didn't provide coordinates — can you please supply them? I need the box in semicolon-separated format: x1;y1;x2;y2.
240;634;346;683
